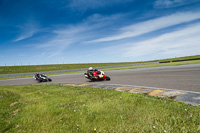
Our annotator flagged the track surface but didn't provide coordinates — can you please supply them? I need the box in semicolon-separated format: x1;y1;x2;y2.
1;64;200;93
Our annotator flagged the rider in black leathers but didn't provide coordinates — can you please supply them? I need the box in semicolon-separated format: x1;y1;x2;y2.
87;67;98;77
35;72;40;80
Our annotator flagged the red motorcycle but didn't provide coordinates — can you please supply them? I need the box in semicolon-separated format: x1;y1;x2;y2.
84;70;111;82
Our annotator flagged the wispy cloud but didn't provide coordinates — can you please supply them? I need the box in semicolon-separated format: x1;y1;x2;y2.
89;11;200;43
38;23;95;49
47;52;60;58
68;0;133;12
35;13;124;58
14;22;39;42
122;22;200;59
154;0;200;8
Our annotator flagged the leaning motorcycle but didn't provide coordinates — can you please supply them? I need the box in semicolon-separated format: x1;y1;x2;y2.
33;74;52;83
84;70;111;82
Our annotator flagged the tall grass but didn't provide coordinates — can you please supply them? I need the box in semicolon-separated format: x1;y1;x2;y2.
1;85;200;132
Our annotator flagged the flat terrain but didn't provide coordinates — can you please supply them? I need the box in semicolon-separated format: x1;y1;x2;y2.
1;64;200;93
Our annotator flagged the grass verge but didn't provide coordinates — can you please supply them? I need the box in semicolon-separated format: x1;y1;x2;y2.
0;62;148;75
102;60;200;71
1;85;200;132
1;55;200;75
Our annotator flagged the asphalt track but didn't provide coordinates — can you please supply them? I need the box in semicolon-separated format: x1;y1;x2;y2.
1;64;200;105
0;64;199;91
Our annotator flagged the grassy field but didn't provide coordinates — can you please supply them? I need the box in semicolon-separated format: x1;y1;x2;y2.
102;60;200;71
1;85;200;132
0;55;199;75
159;55;200;62
0;62;145;75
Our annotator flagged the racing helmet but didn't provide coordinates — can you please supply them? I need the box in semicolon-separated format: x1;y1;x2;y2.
88;67;93;71
36;72;39;74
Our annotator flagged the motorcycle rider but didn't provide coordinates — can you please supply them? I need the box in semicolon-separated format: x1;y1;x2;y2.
87;67;99;77
35;72;40;80
87;67;95;77
87;67;104;79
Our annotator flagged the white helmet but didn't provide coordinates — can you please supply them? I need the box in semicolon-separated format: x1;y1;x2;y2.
88;67;93;71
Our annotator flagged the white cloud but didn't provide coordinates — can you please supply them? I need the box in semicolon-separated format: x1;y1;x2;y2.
89;11;200;43
38;22;95;48
154;0;199;8
14;30;37;42
122;22;200;58
154;0;184;8
34;23;96;59
35;13;124;58
47;52;60;58
14;22;39;42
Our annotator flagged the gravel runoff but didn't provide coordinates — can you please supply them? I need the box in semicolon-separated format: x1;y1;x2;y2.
0;62;159;78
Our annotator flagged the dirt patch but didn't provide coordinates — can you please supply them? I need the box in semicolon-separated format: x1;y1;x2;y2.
12;109;19;115
10;102;18;107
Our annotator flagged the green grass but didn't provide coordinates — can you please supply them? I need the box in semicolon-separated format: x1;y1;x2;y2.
0;62;147;75
1;55;200;75
102;60;200;71
159;55;200;62
1;85;200;132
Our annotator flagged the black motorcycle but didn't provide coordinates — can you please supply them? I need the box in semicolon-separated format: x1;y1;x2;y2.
33;74;52;83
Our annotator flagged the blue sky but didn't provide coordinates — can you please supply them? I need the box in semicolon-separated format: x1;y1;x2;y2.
1;0;200;66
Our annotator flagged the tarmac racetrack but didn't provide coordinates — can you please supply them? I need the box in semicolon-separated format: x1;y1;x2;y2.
0;64;200;93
